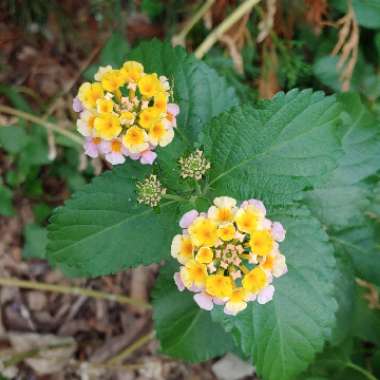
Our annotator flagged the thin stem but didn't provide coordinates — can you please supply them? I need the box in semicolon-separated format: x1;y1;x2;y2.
194;0;262;59
106;331;155;365
346;362;378;380
172;0;216;46
0;277;151;309
0;104;83;146
3;342;73;368
162;193;187;202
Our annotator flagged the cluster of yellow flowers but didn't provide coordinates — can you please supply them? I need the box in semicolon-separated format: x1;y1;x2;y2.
73;61;179;165
171;196;287;316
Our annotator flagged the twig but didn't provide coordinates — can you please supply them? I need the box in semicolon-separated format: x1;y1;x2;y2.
3;342;73;368
194;0;262;59
172;0;216;47
43;41;106;120
106;331;155;365
0;277;151;310
0;104;83;146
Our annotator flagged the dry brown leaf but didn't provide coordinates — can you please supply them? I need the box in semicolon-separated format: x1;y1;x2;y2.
8;332;76;375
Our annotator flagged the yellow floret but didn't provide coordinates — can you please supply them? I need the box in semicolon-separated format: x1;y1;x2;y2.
139;107;161;129
138;73;162;98
206;274;233;299
180;260;208;288
96;98;114;114
101;70;125;93
235;206;262;233
78;82;104;109
218;223;236;241
196;247;214;264
249;230;274;256
189;217;218;247
242;267;267;293
122;126;148;153
94;114;121;140
121;61;144;83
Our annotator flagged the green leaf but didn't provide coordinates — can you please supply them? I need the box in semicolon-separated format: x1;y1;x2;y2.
329;253;356;346
352;285;380;345
47;162;180;277
202;89;343;207
332;0;380;29
22;223;48;260
332;220;380;287
304;93;380;229
0;125;29;154
213;207;338;380
84;32;130;80
0;183;14;216
153;263;235;362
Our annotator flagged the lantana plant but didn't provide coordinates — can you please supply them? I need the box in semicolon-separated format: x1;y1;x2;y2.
47;40;380;380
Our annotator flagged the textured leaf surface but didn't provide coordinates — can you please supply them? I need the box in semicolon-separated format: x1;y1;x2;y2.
153;263;234;362
305;93;380;228
202;89;343;207
47;162;179;277
213;208;338;380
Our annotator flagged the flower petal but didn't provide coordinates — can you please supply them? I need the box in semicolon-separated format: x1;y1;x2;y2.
194;292;214;311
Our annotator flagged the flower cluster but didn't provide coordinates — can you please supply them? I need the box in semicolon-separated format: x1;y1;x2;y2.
73;61;180;166
171;196;287;316
136;174;166;207
179;150;211;180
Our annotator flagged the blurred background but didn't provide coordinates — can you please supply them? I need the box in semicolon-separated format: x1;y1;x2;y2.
0;0;380;379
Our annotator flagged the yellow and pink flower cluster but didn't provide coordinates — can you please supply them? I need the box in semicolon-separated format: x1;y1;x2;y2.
73;61;179;165
171;196;287;316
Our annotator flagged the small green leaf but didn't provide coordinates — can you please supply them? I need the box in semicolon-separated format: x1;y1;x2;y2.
213;207;338;380
0;183;14;216
23;223;48;260
352;285;380;346
202;89;343;206
153;263;235;362
0;125;29;154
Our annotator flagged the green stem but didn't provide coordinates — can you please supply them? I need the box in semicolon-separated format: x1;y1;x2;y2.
162;193;187;202
0;104;83;146
106;331;155;365
346;362;378;380
194;0;262;58
0;277;151;309
172;0;216;46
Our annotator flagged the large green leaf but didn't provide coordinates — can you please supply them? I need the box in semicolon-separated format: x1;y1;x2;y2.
153;263;235;362
202;89;343;207
47;162;180;277
305;93;380;229
213;208;338;380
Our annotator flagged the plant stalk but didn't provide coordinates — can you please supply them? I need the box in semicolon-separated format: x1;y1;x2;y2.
0;277;151;309
0;104;83;146
194;0;262;59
